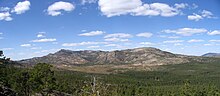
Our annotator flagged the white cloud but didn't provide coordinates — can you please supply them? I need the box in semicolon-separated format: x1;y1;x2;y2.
0;48;14;51
37;34;45;38
0;7;10;11
163;28;207;36
208;30;220;35
104;33;132;38
136;32;153;38
174;43;183;46
188;13;203;21
31;47;42;50
20;44;32;47
174;3;188;9
163;40;184;43
81;0;97;5
81;30;87;32
98;0;142;17
209;40;220;42
0;12;13;21
137;3;179;17
139;42;154;45
37;32;46;38
62;41;107;47
188;39;204;43
52;42;58;44
104;44;119;47
87;46;100;48
79;30;105;36
31;38;56;43
0;33;2;35
35;49;59;54
168;36;180;39
159;35;180;39
192;4;198;9
47;1;75;16
98;0;186;17
104;33;132;42
11;1;31;14
188;10;214;21
204;44;212;46
201;10;213;18
104;38;129;42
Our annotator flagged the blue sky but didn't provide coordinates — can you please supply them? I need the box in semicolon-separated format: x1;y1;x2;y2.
0;0;220;60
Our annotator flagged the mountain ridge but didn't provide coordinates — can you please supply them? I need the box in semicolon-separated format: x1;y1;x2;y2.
19;47;197;66
202;53;220;57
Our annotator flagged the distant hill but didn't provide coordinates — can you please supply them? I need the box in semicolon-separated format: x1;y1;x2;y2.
19;47;192;65
18;47;220;73
202;53;220;57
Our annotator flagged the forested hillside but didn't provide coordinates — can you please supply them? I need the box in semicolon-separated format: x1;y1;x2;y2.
1;51;220;96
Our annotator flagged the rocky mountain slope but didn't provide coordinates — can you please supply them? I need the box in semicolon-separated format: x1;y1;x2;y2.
202;53;220;57
20;47;204;66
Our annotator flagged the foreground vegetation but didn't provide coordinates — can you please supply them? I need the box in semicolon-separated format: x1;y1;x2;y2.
1;51;220;96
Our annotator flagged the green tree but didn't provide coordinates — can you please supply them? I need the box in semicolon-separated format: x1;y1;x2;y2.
29;63;56;95
12;70;31;96
0;51;10;65
0;51;15;96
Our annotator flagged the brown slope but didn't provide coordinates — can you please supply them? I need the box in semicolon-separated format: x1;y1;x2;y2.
19;47;191;66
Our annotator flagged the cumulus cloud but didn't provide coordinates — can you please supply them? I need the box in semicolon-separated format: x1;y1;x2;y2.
201;10;213;18
98;0;142;17
0;1;31;21
188;13;203;21
188;39;204;43
98;0;186;17
81;0;97;5
47;1;75;16
163;28;207;36
208;30;220;35
11;1;31;14
104;33;132;42
188;10;214;21
174;3;188;9
62;41;107;47
136;32;153;38
79;31;105;36
163;40;184;43
20;44;32;47
31;38;56;43
0;12;13;21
